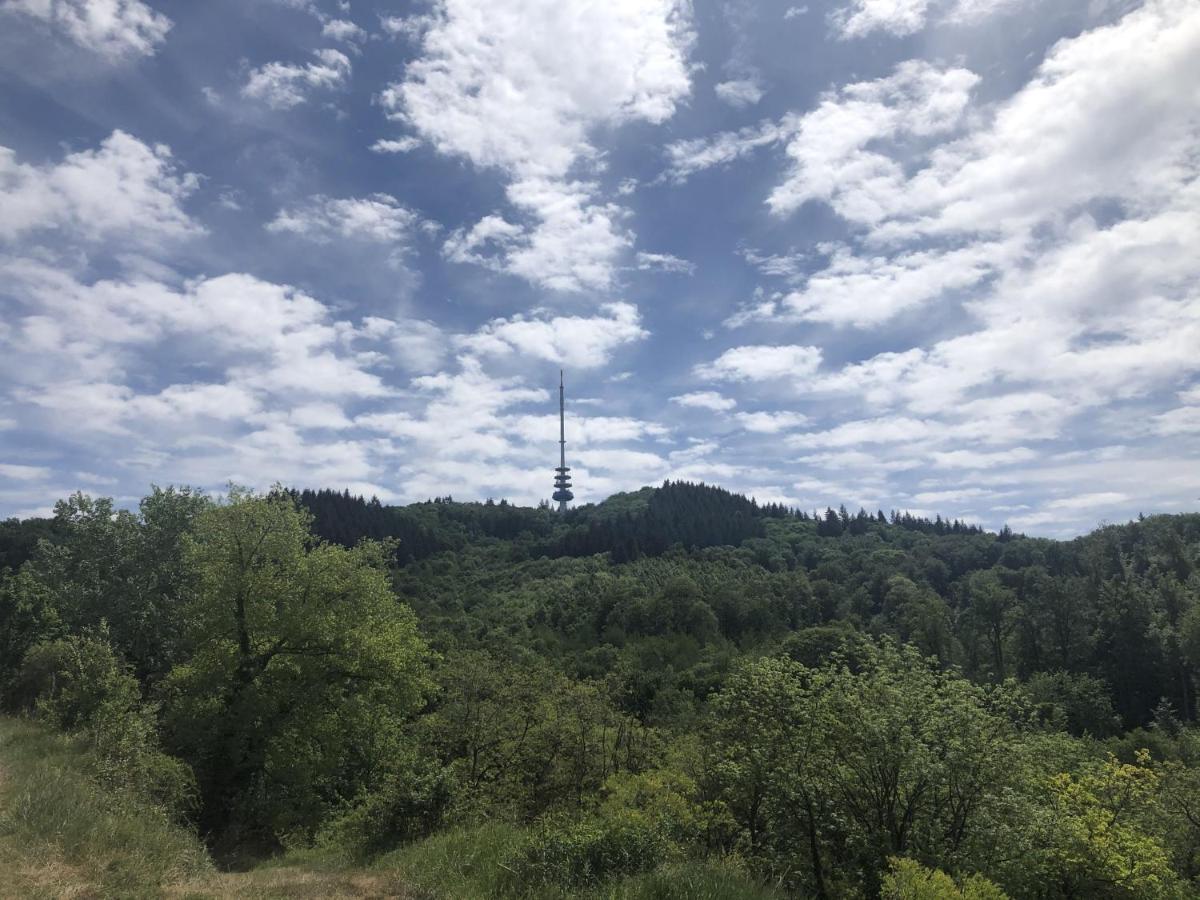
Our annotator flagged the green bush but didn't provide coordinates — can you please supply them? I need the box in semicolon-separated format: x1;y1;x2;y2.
376;821;529;897
881;858;1009;899
504;811;676;890
318;754;455;855
15;630;197;819
0;717;210;897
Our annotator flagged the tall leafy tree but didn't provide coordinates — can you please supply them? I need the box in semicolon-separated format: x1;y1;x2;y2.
160;488;431;844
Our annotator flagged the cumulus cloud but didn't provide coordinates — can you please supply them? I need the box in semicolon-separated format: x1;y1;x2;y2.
385;0;694;290
241;48;351;109
734;410;809;433
830;0;1024;38
671;391;736;412
0;130;200;245
370;137;421;154
766;60;980;220
715;78;764;108
267;194;420;243
0;259;423;495
703;0;1200;511
458;302;648;368
2;0;171;59
696;344;822;382
321;18;366;43
1;263;390;401
360;317;448;374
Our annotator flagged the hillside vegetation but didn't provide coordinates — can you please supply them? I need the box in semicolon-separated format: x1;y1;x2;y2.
3;481;1200;897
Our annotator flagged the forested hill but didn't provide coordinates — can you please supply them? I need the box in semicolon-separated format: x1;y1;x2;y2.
294;480;983;564
5;481;1200;897
294;481;1200;730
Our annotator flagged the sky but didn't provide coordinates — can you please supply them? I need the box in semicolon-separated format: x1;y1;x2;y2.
0;0;1198;536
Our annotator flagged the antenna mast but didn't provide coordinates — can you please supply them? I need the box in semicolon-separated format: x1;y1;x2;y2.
552;370;574;513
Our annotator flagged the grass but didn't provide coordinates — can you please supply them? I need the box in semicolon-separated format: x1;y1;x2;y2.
373;822;780;900
0;717;777;899
0;716;210;899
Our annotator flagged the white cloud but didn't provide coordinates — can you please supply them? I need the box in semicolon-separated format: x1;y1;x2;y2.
734;410;808;433
0;259;431;497
1046;491;1130;511
663;118;792;183
635;251;695;275
1153;391;1200;435
715;78;764;108
728;0;1200;513
502;180;631;292
1;263;391;405
696;344;822;382
0;462;52;481
734;238;1017;328
671;391;736;412
267;194;419;243
386;0;694;290
665;59;978;205
441;186;633;292
830;0;1023;38
379;13;429;40
767;60;979;220
360;316;447;373
241;48;351;109
506;414;668;446
3;0;171;59
0;130;200;245
930;447;1037;469
370;137;421;154
458;302;648;368
321;18;365;43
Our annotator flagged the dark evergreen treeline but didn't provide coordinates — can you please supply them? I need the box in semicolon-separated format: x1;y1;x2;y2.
555;481;766;560
286;481;983;567
0;515;65;572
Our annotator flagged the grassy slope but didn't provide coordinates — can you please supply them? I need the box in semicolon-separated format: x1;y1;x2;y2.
0;717;412;899
0;717;774;899
0;717;208;899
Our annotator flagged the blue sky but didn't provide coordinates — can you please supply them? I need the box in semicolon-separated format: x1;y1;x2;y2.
0;0;1198;536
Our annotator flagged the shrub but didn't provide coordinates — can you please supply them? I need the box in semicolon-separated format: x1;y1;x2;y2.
503;810;676;889
318;754;455;855
0;717;210;896
882;858;1009;899
15;630;197;819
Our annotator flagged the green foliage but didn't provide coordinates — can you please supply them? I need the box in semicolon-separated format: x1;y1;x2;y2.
0;717;210;897
423;650;657;821
6;483;1200;897
160;487;432;845
707;642;1021;895
504;811;677;890
1023;670;1121;737
317;751;454;855
19;487;209;681
881;858;1009;899
14;629;197;818
376;821;530;897
16;627;141;729
0;566;63;703
1015;751;1184;898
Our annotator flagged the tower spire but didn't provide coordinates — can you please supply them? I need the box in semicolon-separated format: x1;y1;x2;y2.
552;369;573;513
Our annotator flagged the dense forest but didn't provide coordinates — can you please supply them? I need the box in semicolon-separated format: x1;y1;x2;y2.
4;481;1200;898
